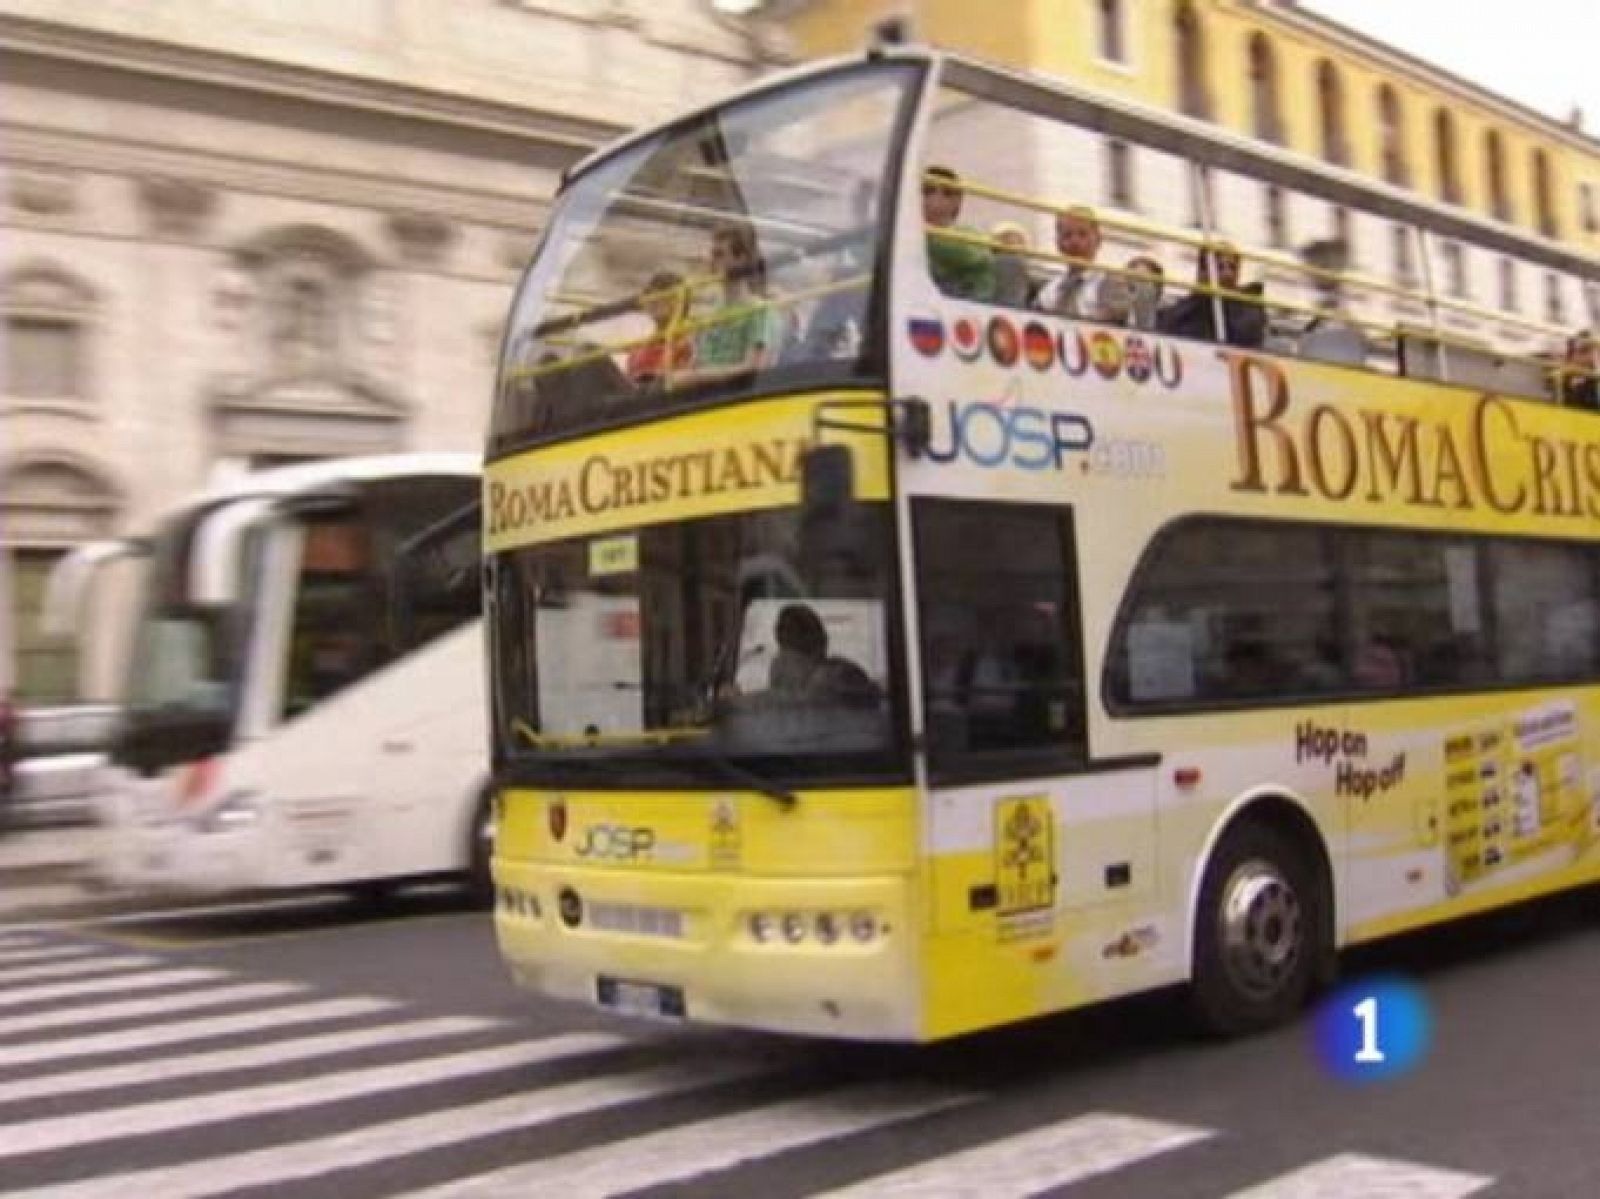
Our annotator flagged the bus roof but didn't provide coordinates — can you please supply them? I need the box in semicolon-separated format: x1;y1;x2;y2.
562;46;1598;282
194;452;480;508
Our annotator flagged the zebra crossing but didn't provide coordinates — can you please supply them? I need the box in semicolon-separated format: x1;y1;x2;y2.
0;929;1497;1198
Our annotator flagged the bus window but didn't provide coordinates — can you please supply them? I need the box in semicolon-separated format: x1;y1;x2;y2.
1489;540;1600;684
1109;519;1341;709
283;519;376;718
913;500;1085;779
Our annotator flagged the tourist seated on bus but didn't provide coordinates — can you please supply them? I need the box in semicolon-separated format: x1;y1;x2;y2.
681;224;786;386
1119;256;1166;331
767;602;878;710
923;165;995;301
1555;331;1598;410
989;221;1042;308
1157;243;1267;348
1035;207;1117;322
625;271;693;390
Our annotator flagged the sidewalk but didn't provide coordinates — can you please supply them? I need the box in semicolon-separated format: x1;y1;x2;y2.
0;825;96;923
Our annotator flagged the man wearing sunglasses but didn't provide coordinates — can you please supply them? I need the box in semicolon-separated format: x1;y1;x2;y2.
923;165;995;301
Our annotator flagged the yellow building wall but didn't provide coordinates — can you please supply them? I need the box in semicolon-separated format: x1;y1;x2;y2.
785;0;1600;259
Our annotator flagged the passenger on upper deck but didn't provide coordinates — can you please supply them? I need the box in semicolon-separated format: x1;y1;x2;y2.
1121;256;1166;332
1158;242;1267;349
990;221;1041;308
682;223;785;386
1556;331;1598;410
923;166;995;301
1035;207;1117;322
625;271;693;390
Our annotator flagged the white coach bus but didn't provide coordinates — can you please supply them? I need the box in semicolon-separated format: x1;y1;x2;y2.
57;454;491;903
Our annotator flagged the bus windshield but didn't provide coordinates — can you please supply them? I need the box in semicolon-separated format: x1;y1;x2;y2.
493;504;903;786
490;63;919;454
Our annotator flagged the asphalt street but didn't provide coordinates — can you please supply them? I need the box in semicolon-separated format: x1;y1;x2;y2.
1;850;1598;1197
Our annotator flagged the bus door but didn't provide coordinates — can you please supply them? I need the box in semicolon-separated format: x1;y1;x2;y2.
910;497;1157;939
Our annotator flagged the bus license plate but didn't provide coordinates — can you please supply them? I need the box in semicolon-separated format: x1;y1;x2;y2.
596;976;685;1021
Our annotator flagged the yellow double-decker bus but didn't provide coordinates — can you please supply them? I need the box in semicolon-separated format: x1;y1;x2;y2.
484;47;1600;1041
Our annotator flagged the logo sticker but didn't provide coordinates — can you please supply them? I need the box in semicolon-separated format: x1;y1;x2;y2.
1089;330;1124;379
1023;321;1055;371
1124;335;1153;384
951;317;984;361
987;316;1020;368
994;795;1055;916
908;315;945;358
709;798;741;870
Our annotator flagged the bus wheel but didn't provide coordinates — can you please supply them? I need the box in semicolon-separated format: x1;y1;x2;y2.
1191;821;1321;1036
465;787;495;909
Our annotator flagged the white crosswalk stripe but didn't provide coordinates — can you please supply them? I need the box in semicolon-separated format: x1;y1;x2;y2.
0;1014;500;1105
0;954;159;987
1226;1152;1494;1198
814;1113;1212;1198
0;995;396;1069
15;1060;772;1199
0;981;305;1039
0;944;96;967
0;1032;625;1160
0;967;225;1009
402;1083;976;1199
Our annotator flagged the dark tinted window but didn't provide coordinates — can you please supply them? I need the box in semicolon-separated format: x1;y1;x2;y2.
915;500;1085;779
1110;518;1600;711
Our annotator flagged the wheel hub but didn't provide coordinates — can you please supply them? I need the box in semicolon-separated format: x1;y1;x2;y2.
1218;859;1303;1002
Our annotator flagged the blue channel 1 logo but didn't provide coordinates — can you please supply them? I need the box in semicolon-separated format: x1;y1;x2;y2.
1312;977;1431;1082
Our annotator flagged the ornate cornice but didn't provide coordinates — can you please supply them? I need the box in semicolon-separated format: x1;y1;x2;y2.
0;12;620;155
386;212;457;269
138;175;218;239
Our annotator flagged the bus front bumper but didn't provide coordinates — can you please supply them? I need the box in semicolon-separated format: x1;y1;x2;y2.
493;859;921;1041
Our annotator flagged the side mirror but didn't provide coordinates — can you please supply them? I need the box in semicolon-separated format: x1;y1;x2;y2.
800;443;855;519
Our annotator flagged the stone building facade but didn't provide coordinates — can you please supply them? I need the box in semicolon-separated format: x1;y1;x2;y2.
0;0;781;701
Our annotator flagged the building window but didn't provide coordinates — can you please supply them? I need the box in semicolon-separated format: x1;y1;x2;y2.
9;548;79;703
1248;33;1281;144
1434;108;1461;205
1265;185;1289;248
1378;84;1408;187
1497;257;1519;313
1174;1;1211;120
1332;206;1353;260
1582;182;1599;234
1545;273;1566;324
1485;130;1511;222
1392;224;1417;289
1097;0;1127;64
2;263;95;405
1533;149;1559;237
1316;59;1348;166
1106;139;1136;208
1587;283;1600;327
1441;240;1468;299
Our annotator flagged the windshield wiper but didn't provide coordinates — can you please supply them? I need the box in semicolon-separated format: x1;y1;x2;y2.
670;748;797;811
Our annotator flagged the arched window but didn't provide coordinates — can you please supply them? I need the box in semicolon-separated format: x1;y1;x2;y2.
1434;108;1461;204
1485;130;1510;222
1378;84;1407;186
1248;33;1281;143
1174;2;1210;120
1316;59;1347;166
1533;149;1558;237
2;263;96;405
1097;0;1127;64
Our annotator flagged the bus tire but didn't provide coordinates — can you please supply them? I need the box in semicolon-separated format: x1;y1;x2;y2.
465;786;495;909
1190;820;1323;1036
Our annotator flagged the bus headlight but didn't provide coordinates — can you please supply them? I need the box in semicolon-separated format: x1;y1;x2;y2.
197;790;262;834
781;913;807;944
749;912;777;943
815;913;840;945
849;911;878;943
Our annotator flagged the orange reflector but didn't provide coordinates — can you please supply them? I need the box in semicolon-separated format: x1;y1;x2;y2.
1030;945;1056;964
1174;767;1201;790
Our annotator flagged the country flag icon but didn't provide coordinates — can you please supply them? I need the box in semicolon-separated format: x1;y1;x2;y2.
987;316;1020;368
908;315;945;357
1090;330;1124;379
1124;335;1153;383
1023;321;1056;371
951;317;984;361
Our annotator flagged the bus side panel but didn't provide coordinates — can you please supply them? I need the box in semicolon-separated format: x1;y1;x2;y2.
920;766;1179;1041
